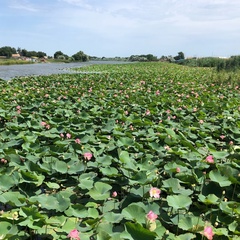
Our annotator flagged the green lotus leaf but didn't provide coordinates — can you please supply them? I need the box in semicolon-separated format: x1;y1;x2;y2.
0;221;18;236
118;150;136;170
5;139;24;148
29;193;70;212
165;128;177;139
214;227;229;236
52;160;68;174
228;221;240;234
198;193;220;205
178;216;204;231
65;204;88;218
175;233;197;240
20;170;45;186
121;203;146;223
210;150;229;159
162;178;192;195
117;137;134;147
45;182;60;189
103;212;123;223
125;222;156;240
88;182;112;200
88;207;99;219
167;195;192;210
100;167;119;177
0;174;16;191
78;178;94;190
46;215;67;226
19;133;38;143
96;155;113;166
61;217;79;233
0;191;26;206
209;170;232;187
96;231;111;240
102;119;116;132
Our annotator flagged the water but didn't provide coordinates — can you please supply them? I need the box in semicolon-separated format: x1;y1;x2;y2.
0;61;124;80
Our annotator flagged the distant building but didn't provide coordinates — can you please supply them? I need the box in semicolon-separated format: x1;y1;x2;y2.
11;53;21;58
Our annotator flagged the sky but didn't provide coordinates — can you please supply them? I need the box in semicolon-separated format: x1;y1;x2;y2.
1;0;240;58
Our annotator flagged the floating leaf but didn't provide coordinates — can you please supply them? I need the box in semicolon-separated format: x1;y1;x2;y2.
121;203;146;223
125;222;156;240
209;170;232;187
88;182;112;200
167;195;192;210
178;216;204;231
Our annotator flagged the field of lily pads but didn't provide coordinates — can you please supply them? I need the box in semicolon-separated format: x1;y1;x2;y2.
0;62;239;239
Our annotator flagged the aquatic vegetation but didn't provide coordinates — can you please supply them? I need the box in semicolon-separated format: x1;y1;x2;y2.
0;62;239;239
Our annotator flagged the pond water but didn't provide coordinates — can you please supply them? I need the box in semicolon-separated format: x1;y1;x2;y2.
0;61;124;80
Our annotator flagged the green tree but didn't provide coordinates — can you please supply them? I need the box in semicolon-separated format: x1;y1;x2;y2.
25;51;37;57
21;49;28;57
54;51;64;59
72;51;88;62
0;46;17;58
174;52;185;61
37;51;47;58
146;54;158;61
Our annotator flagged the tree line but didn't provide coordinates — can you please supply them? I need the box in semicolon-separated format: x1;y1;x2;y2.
0;46;47;58
0;46;89;62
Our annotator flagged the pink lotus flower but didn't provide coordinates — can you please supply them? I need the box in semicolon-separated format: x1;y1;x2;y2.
66;133;71;139
112;191;117;197
206;155;214;164
83;152;92;161
146;211;158;222
41;121;47;126
145;109;151;115
75;138;81;144
176;167;181;173
67;229;80;240
202;226;214;240
220;135;225;140
149;187;161;198
60;133;64;138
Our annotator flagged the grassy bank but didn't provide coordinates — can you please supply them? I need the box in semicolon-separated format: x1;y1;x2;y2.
0;59;35;65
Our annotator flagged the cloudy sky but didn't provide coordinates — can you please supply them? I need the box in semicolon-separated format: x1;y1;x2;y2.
1;0;239;58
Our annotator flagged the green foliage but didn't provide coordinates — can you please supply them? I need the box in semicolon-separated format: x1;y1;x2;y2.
0;46;17;58
53;50;69;60
129;54;158;62
0;62;239;239
174;51;185;61
217;55;240;72
72;50;89;62
177;55;240;73
179;57;225;67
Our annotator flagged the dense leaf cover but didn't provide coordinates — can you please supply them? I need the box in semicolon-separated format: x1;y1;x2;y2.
0;62;239;239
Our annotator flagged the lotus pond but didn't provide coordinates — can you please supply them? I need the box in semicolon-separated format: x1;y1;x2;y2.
0;62;239;239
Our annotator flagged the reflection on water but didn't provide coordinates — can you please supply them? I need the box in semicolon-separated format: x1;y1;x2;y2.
0;61;123;80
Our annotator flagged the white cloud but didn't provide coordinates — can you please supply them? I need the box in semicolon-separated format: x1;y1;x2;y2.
9;0;39;12
2;0;240;57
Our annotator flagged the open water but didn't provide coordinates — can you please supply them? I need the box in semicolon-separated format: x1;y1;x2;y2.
0;61;123;80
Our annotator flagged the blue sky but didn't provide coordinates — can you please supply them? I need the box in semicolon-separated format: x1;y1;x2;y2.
1;0;240;58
